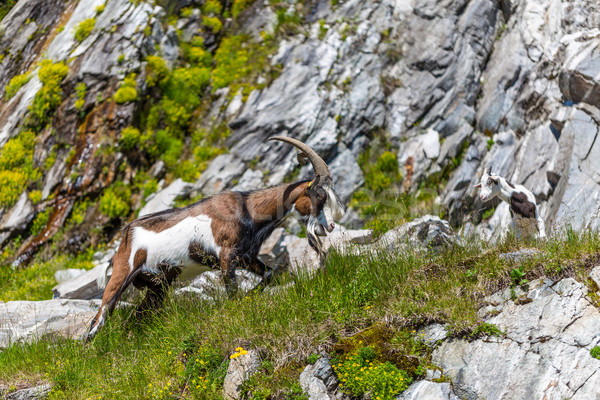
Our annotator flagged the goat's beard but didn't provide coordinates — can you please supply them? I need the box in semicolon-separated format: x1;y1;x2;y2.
306;216;325;255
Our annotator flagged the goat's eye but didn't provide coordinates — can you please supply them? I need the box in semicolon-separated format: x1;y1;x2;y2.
487;178;493;185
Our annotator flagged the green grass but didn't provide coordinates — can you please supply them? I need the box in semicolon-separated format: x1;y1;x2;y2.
1;230;599;398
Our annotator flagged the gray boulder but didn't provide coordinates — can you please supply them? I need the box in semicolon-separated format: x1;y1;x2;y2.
0;384;53;400
222;349;261;400
432;276;600;399
299;356;339;400
398;381;459;400
139;178;192;217
378;215;459;252
0;300;100;348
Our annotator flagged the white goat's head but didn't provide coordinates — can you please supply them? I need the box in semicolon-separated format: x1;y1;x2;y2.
474;167;502;202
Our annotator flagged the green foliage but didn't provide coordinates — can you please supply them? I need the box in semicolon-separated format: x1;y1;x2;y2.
119;126;143;150
145;55;171;88
487;138;494;151
203;0;223;14
0;0;16;23
74;82;86;110
0;130;38;208
481;206;496;220
114;74;138;104
95;3;105;14
0;248;95;302
30;208;53;237
307;353;320;365
26;60;69;131
275;8;303;35
99;182;131;219
232;0;254;18
470;322;504;338
510;266;528;287
4;72;32;99
74;18;95;43
591;346;600;360
28;190;42;204
349;139;434;235
318;19;328;40
333;346;412;399
203;16;223;33
67;199;90;226
212;36;250;90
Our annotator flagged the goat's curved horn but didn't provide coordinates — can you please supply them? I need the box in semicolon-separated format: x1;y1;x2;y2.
269;136;332;185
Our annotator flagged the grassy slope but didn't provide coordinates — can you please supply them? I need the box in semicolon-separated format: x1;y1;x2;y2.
1;231;599;399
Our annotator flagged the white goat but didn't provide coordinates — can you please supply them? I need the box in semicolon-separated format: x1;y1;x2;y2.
474;168;546;240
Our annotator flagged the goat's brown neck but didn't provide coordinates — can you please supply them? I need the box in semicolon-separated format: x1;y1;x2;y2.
245;181;311;223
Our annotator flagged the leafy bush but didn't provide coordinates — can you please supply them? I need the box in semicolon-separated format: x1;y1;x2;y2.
30;208;53;237
4;72;31;99
95;3;105;14
203;16;223;33
591;346;600;360
28;190;42;204
74;18;95;43
0;130;37;208
26;60;69;131
145;55;170;88
99;182;131;219
232;0;254;18
510;266;528;287
74;82;86;110
119;126;143;150
333;346;412;399
203;0;223;14
212;36;250;90
114;74;138;104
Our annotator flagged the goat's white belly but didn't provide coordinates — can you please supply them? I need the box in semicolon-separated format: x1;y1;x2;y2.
129;215;221;275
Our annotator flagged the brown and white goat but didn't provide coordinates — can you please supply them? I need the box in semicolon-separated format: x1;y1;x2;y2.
474;167;546;240
86;137;345;339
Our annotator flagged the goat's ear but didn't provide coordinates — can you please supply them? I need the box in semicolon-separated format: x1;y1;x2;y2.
474;182;482;188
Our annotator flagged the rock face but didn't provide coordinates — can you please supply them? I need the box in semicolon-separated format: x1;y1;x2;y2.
299;356;339;400
0;384;53;400
0;299;100;348
222;349;261;400
398;381;459;400
430;268;600;400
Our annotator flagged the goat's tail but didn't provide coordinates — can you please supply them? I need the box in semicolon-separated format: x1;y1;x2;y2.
96;257;113;290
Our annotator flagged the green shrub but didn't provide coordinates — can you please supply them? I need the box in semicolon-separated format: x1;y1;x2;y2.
203;16;223;33
145;55;170;88
95;3;105;14
212;36;250;90
0;130;38;208
114;75;138;104
119;126;143;150
470;322;504;338
232;0;254;18
67;199;89;226
28;190;42;204
510;266;528;287
74;82;86;110
26;60;69;131
30;208;53;236
591;346;600;360
4;72;32;99
74;18;95;43
333;346;412;399
203;0;223;14
99;182;131;219
307;353;320;365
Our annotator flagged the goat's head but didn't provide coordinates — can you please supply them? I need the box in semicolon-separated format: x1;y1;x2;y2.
474;166;501;202
269;136;345;251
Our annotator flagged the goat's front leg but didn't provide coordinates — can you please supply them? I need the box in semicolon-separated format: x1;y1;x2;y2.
536;213;546;239
219;248;237;296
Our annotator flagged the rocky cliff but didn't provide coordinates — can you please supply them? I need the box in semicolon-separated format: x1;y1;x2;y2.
1;0;599;266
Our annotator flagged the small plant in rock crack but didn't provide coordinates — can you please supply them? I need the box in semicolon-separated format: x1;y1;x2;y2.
307;353;320;365
470;322;504;339
510;266;528;288
591;346;600;360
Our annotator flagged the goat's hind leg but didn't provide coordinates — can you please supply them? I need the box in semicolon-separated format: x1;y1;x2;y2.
134;265;180;317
